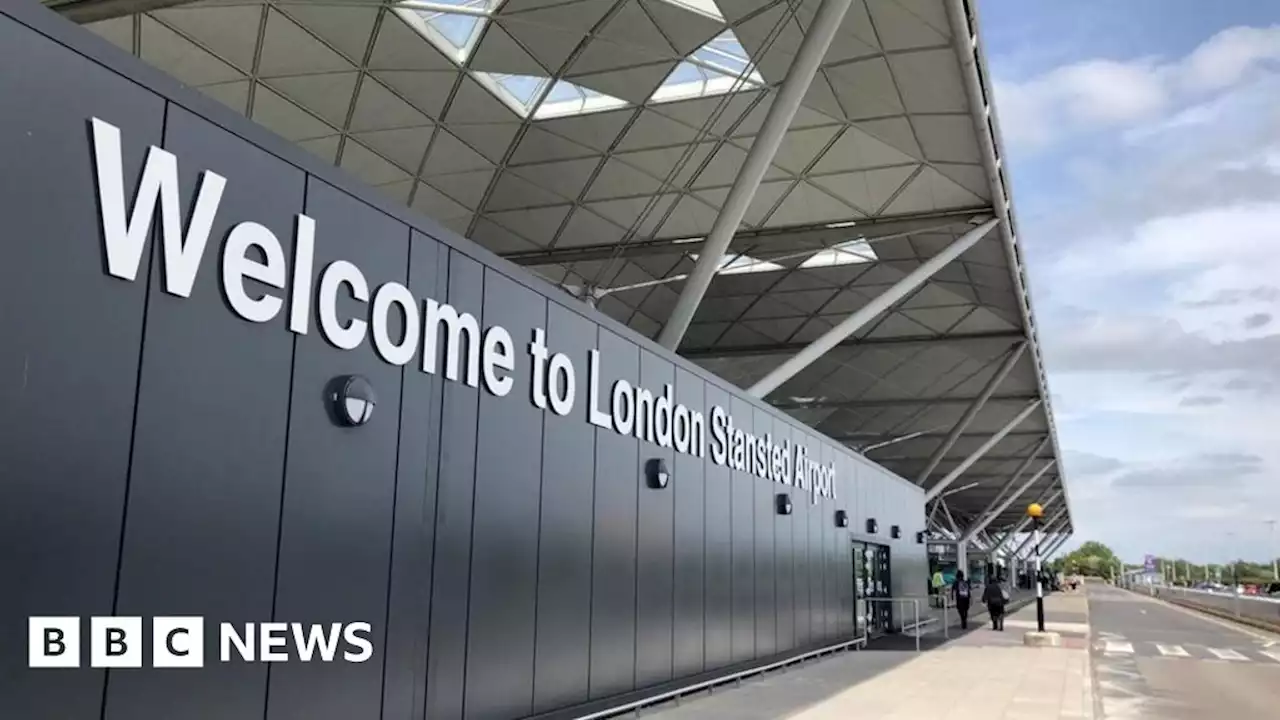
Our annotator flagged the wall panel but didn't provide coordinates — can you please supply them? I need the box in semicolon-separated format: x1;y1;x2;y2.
0;19;163;719
588;329;639;699
729;396;755;663
532;305;598;713
465;272;546;720
106;104;303;720
752;407;776;658
634;351;675;687
267;179;407;720
425;252;484;720
772;415;795;654
671;368;706;677
381;232;447;720
702;383;734;670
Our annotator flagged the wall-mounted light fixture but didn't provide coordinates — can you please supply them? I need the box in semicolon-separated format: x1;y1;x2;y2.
890;525;901;539
646;458;670;489
835;510;848;528
331;375;376;427
865;518;878;535
776;493;793;515
916;531;926;545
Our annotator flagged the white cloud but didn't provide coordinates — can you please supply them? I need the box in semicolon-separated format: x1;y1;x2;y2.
994;24;1280;150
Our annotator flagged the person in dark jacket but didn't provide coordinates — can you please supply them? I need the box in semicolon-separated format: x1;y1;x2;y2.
983;579;1008;630
952;570;973;629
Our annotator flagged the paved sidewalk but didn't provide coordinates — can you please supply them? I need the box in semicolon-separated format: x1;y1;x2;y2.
642;593;1095;720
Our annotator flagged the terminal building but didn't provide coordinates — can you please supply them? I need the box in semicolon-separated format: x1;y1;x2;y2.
2;1;1074;719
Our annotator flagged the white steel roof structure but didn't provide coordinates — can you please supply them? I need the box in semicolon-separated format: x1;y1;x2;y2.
54;0;1073;550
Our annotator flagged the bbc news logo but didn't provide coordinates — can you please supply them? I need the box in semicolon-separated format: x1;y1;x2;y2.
29;617;373;668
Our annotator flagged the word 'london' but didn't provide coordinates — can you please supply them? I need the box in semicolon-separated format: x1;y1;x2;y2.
87;118;836;502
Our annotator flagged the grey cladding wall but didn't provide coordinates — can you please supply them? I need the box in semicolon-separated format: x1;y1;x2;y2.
0;4;926;720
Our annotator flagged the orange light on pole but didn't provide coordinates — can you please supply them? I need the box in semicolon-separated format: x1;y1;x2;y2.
1027;503;1044;520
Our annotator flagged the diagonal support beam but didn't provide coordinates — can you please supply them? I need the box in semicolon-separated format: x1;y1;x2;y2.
923;399;1041;501
989;489;1062;555
969;436;1050;520
915;342;1027;483
656;0;854;351
745;218;1001;396
46;0;196;23
1044;534;1071;559
1013;509;1066;559
961;459;1056;542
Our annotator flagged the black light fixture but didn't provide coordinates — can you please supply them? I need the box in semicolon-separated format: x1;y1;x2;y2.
331;375;376;427
916;531;926;544
865;518;878;534
776;493;793;515
834;510;849;528
646;458;670;489
890;525;901;539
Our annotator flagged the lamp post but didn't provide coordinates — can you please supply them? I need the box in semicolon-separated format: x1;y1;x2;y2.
1267;519;1278;582
1027;502;1046;633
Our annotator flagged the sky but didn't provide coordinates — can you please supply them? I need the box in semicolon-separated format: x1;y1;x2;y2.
976;0;1280;564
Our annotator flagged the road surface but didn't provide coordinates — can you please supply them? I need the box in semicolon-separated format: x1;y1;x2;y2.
1088;582;1280;718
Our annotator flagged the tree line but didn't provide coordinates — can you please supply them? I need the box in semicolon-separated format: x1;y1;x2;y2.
1048;541;1278;584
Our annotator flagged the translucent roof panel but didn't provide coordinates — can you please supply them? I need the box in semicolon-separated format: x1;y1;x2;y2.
691;252;786;275
651;30;764;104
799;238;879;268
394;1;499;62
536;80;630;119
657;0;725;21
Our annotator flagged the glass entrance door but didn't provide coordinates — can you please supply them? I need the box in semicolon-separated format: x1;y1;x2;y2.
853;541;893;635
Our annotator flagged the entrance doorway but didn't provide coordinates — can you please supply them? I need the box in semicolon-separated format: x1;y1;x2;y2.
853;541;892;636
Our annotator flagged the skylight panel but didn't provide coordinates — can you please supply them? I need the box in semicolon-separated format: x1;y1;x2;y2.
651;30;764;105
799;238;879;268
394;1;499;62
656;0;725;21
472;72;551;116
535;80;629;119
691;252;786;275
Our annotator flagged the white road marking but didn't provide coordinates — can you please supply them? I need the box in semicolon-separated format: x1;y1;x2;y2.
1260;650;1280;664
1155;644;1190;657
1105;640;1135;655
1207;648;1249;661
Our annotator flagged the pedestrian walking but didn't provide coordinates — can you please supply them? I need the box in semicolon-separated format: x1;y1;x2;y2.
983;577;1009;630
952;570;973;629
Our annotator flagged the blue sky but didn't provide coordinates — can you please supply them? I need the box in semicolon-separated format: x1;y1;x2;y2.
977;0;1280;563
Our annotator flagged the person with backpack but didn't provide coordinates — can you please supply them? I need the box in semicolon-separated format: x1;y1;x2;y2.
983;577;1009;630
952;570;973;629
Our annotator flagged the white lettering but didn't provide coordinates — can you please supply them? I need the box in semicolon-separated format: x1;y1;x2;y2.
529;328;549;410
289;215;316;334
635;386;654;443
422;299;480;386
90;117;225;297
317;260;368;350
673;404;690;454
371;281;420;366
290;623;341;662
343;622;373;662
655;385;673;448
548;352;575;416
222;222;285;323
587;350;611;428
219;623;254;662
481;326;514;397
612;380;635;436
710;406;728;465
260;622;288;662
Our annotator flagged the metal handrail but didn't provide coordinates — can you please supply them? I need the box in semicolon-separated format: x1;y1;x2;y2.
864;597;922;652
569;631;869;720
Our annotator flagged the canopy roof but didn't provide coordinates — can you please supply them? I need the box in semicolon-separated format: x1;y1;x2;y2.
66;0;1072;540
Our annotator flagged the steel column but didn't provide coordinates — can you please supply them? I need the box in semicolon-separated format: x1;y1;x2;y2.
961;460;1056;542
915;342;1026;483
746;218;1000;396
657;0;854;351
923;399;1041;501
